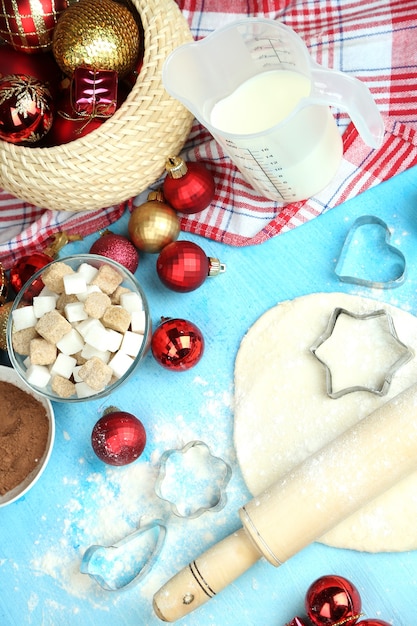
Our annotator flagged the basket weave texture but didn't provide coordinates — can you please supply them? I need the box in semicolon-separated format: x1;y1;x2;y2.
0;0;194;212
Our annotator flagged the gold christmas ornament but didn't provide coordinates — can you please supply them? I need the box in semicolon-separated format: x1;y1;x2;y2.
0;301;13;351
52;0;141;77
128;191;181;253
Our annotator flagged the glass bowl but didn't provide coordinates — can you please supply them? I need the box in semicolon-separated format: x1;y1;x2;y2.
0;364;55;507
6;254;151;403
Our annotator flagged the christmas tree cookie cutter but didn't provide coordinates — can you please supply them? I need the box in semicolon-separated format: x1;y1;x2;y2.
335;215;406;288
80;440;232;591
310;307;414;399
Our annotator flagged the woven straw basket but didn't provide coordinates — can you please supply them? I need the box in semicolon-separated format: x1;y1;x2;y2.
0;0;194;212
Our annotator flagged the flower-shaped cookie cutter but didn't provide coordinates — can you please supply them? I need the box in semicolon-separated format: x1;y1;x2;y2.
335;215;406;289
80;440;232;591
310;307;414;399
154;440;232;518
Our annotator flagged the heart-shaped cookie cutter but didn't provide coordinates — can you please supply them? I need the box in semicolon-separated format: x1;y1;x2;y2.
335;215;406;289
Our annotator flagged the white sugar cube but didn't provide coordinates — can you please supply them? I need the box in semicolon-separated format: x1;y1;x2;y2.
72;365;83;382
76;284;101;303
39;286;59;299
63;272;87;295
64;301;88;323
25;363;51;388
77;262;99;284
80;343;111;364
84;322;109;350
120;330;144;357
50;353;77;379
131;310;147;334
33;295;57;318
12;306;37;331
105;328;123;352
76;317;102;339
56;328;84;355
75;381;99;398
108;351;134;379
120;291;143;313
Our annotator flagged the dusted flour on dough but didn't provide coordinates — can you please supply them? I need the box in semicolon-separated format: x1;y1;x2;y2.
233;292;417;552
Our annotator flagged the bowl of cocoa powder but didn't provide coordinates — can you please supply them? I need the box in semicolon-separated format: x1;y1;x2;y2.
0;365;55;507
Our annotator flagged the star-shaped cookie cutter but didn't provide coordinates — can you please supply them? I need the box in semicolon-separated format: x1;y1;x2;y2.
310;307;414;399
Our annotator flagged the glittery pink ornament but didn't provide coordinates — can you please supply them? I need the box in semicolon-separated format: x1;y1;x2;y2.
305;575;362;626
91;409;146;466
89;232;139;273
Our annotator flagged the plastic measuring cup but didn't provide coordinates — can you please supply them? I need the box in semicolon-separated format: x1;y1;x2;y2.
162;18;384;203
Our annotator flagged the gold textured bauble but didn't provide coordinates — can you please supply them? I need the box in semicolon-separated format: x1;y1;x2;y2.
128;191;181;253
52;0;140;77
0;301;14;351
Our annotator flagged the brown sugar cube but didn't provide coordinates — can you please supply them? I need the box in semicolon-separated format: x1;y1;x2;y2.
12;326;38;355
84;291;111;319
30;337;57;365
78;356;113;391
110;285;130;305
41;261;74;294
35;309;72;344
56;293;78;312
102;305;131;333
73;351;87;366
90;264;123;295
51;375;76;399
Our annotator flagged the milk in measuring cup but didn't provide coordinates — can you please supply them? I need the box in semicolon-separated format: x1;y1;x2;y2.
210;69;343;201
210;70;310;134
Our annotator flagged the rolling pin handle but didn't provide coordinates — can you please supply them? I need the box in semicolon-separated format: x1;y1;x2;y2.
153;527;262;622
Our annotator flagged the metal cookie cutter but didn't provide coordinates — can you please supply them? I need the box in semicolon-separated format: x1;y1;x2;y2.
335;215;406;289
155;440;232;518
310;307;414;399
81;440;232;591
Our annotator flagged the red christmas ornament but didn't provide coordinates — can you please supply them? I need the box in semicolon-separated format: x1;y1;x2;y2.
0;0;68;53
89;232;139;274
0;46;62;97
357;621;391;626
0;74;53;144
91;409;146;466
287;618;309;626
151;318;204;371
156;240;225;293
10;252;53;296
305;575;362;626
163;156;215;215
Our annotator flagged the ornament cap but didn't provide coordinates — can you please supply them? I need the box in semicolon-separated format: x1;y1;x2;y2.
208;257;226;277
147;189;165;203
165;156;188;179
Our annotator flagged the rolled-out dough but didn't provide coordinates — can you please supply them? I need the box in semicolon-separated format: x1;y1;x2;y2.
233;292;417;553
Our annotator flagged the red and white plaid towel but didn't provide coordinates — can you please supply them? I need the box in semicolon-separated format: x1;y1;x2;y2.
1;0;416;269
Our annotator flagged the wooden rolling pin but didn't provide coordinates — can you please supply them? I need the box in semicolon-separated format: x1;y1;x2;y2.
153;382;417;622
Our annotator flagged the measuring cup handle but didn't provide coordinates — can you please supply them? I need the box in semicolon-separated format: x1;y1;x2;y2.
310;67;385;149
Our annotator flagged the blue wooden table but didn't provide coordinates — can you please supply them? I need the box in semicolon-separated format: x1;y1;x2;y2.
1;165;417;625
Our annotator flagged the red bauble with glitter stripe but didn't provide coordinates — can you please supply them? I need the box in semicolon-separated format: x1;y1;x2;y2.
0;0;68;53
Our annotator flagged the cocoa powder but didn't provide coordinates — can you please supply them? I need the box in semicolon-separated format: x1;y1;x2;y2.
0;381;50;495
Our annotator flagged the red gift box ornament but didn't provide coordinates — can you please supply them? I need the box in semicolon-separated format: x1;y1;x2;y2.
73;67;118;117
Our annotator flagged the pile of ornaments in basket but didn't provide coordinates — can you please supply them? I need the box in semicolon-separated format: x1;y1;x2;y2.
0;0;143;145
